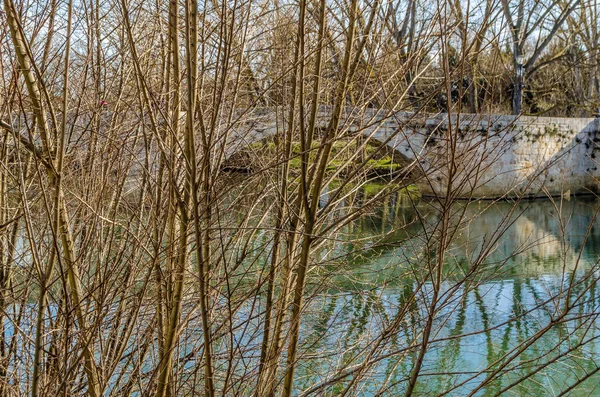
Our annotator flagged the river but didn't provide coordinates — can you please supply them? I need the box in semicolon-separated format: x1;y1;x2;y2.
288;190;600;396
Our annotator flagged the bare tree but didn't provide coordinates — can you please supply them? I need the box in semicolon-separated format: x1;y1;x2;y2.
501;0;581;113
0;0;599;396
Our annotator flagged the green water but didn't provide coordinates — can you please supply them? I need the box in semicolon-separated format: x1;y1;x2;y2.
290;194;600;396
10;184;600;396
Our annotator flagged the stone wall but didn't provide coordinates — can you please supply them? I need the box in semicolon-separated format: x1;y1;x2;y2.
366;113;600;198
228;108;600;199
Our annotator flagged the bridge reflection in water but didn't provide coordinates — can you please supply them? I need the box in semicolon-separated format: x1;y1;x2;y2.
290;192;600;396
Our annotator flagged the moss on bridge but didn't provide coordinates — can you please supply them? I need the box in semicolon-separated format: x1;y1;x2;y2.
223;137;411;180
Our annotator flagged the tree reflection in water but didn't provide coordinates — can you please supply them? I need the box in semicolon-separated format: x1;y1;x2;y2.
291;189;600;396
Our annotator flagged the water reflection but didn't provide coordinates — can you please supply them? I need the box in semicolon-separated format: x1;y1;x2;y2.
6;183;600;396
297;190;600;396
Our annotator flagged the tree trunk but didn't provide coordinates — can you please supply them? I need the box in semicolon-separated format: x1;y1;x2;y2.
513;72;523;115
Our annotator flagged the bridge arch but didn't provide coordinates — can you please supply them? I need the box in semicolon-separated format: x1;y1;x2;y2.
224;109;600;198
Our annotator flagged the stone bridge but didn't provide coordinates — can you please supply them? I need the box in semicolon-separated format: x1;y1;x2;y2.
226;109;600;199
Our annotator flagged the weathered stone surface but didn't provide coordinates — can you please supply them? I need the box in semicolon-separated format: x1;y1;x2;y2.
224;109;600;198
389;114;600;198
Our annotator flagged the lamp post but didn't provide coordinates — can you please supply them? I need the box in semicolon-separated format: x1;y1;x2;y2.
514;54;526;115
